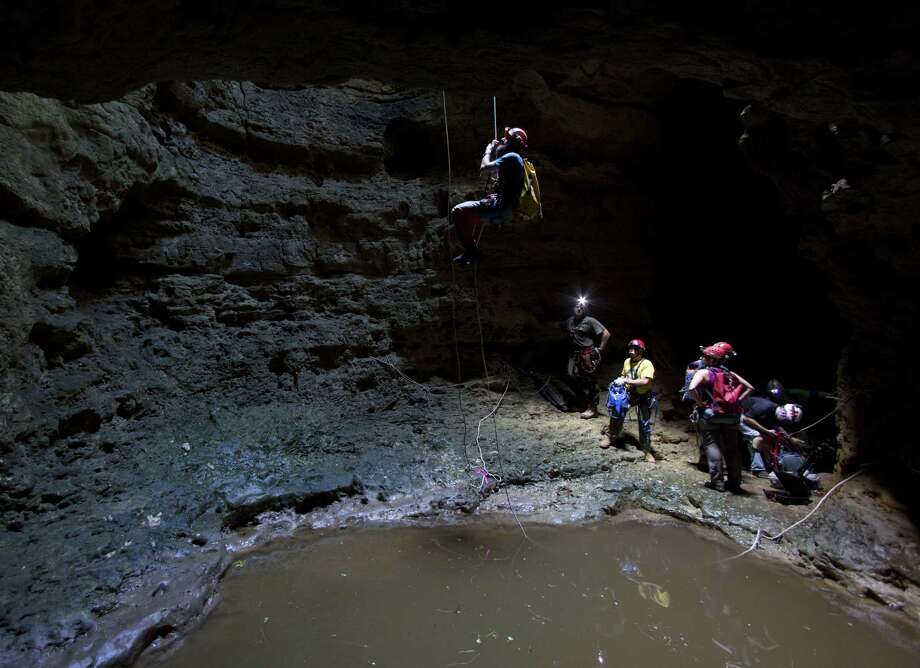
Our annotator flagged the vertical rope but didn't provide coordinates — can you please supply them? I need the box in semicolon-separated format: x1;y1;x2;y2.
443;91;469;467
492;96;498;140
473;264;490;380
442;92;527;538
474;248;528;539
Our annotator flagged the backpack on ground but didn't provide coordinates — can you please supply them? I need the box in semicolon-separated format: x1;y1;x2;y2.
539;379;570;412
517;158;542;221
707;368;745;416
606;382;630;420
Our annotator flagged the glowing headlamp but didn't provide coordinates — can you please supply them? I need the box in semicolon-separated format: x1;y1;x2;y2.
576;296;588;307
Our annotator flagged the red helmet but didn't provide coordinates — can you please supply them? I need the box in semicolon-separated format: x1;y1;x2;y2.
504;126;528;149
702;342;734;359
627;339;646;352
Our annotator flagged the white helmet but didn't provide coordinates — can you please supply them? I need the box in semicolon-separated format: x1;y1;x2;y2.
777;403;803;424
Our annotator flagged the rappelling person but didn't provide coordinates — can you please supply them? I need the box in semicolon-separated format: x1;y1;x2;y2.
451;126;528;266
688;342;755;493
561;297;610;418
599;339;657;463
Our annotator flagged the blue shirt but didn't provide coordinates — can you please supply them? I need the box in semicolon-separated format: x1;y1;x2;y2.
492;152;524;210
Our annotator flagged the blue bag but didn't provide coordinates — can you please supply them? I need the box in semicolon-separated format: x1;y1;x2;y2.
606;382;630;420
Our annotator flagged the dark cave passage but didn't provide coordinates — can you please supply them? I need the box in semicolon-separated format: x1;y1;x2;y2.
383;117;442;179
443;78;847;413
643;78;847;390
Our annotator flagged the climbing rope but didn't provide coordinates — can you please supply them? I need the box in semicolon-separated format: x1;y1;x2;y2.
438;92;528;538
474;380;510;472
442;90;471;468
763;467;865;541
787;405;839;437
441;91;507;501
719;467;867;562
715;396;860;561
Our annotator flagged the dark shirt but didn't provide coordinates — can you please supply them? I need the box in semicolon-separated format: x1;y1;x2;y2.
563;315;605;348
492;152;524;210
742;396;780;430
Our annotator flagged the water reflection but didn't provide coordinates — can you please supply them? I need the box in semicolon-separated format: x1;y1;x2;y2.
147;521;918;667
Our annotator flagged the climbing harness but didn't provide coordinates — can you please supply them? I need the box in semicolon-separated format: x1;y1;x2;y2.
620;357;659;425
571;347;601;376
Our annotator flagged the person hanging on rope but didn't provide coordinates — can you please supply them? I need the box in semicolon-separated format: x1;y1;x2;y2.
450;127;528;266
561;297;610;419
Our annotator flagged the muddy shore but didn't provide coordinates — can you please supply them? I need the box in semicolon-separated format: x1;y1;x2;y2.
18;375;919;668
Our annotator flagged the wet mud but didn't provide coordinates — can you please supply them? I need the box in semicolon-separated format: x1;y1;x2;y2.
26;372;920;667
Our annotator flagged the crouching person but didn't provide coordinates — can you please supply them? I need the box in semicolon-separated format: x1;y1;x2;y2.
741;398;805;476
688;343;754;493
600;339;657;463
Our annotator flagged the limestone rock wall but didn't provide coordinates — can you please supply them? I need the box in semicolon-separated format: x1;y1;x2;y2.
0;75;667;652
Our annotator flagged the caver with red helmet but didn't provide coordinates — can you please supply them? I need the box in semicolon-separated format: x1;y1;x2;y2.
701;342;735;360
451;123;530;266
627;339;646;352
503;126;528;149
606;336;656;461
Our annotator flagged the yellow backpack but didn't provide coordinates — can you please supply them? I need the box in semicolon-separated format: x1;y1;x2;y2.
517;158;542;222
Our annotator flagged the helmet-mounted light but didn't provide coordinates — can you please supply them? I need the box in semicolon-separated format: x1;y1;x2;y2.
576;296;588;307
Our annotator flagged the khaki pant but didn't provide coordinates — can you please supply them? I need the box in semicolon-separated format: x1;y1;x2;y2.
700;418;741;490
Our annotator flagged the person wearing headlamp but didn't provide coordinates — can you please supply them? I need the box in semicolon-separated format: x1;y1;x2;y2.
561;297;610;419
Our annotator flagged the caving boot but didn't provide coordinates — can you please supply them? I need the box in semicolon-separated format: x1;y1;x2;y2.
452;245;482;267
580;402;598;419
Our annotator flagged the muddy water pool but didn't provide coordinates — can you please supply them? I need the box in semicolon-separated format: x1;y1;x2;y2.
147;520;918;667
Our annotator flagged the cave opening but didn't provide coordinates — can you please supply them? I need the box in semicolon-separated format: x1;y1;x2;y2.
494;82;845;382
644;78;847;388
68;183;184;298
383;117;442;179
69;202;143;296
